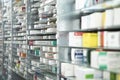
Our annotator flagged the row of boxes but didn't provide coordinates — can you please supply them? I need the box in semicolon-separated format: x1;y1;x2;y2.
69;31;120;48
28;35;56;40
69;32;98;48
91;50;120;71
70;48;120;72
61;62;120;80
81;8;120;29
98;31;120;48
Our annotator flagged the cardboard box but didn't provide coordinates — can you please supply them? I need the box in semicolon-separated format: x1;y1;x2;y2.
69;32;83;47
114;8;120;26
117;74;120;80
107;32;120;48
91;51;120;70
61;63;74;77
81;15;90;29
104;9;114;27
83;33;98;48
74;66;102;80
103;71;116;80
90;12;102;29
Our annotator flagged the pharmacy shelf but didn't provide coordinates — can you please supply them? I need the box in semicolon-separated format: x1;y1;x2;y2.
57;0;120;80
1;0;57;79
4;36;11;38
41;69;57;76
42;51;57;54
13;39;26;41
59;25;120;32
60;75;76;80
58;0;120;18
26;60;57;69
17;30;26;33
23;63;56;75
27;73;45;80
4;29;11;31
40;0;56;7
30;0;39;3
28;69;56;80
33;69;57;80
13;35;26;37
13;47;28;50
80;0;120;13
29;26;52;30
29;45;57;47
61;76;110;80
28;53;40;58
28;39;56;41
28;58;40;62
4;42;11;44
12;42;26;45
40;56;58;61
11;69;27;80
28;32;56;36
58;45;120;51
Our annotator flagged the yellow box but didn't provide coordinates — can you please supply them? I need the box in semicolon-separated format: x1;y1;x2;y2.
117;74;120;80
83;33;98;48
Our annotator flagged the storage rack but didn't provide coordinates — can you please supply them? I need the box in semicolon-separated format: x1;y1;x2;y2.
0;2;3;78
57;0;120;80
27;0;57;79
11;0;28;80
1;0;12;80
1;0;58;80
1;0;120;80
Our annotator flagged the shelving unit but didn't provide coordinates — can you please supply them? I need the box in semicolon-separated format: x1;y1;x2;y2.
1;0;57;80
57;0;120;80
0;1;3;78
1;0;120;80
27;0;57;79
1;0;12;80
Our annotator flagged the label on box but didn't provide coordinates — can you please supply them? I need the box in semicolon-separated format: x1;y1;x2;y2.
71;49;84;64
85;74;94;79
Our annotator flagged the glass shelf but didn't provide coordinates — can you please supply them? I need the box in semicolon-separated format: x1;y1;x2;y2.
13;35;26;37
29;26;51;30
58;45;120;51
40;56;58;61
30;45;57;47
28;68;57;80
17;30;26;33
60;75;76;80
42;51;57;54
12;42;27;45
28;32;56;36
28;39;56;41
28;53;40;58
29;58;40;62
60;75;111;80
13;39;26;41
58;25;120;32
